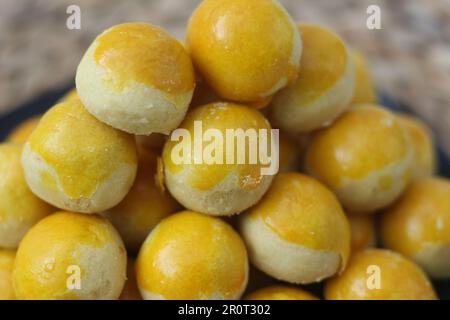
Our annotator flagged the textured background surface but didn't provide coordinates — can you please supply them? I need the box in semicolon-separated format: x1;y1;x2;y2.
1;0;449;155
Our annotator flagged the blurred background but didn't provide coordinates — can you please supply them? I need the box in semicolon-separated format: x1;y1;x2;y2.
0;0;449;155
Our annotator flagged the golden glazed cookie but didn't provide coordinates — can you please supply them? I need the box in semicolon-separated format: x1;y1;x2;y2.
0;143;53;249
162;102;275;216
0;250;16;300
271;24;355;133
305;105;414;213
187;0;301;104
136;211;248;300
380;177;450;279
13;212;127;300
325;249;437;300
76;22;195;135
103;148;179;252
59;88;80;102
396;114;436;179
348;214;376;253
244;285;318;300
350;50;377;105
6;116;41;144
239;173;351;284
21;100;138;213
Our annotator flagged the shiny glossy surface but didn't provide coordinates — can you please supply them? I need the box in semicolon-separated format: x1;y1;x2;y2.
163;103;272;191
187;0;300;102
248;173;350;268
13;212;126;299
380;177;450;256
28;100;137;198
325;249;437;300
136;211;248;299
306;105;411;188
94;23;195;95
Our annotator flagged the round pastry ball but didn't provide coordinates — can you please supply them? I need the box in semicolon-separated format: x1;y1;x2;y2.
0;250;16;300
120;259;142;300
380;177;450;279
6;116;41;144
396;114;436;179
13;211;127;300
350;50;377;105
325;249;437;300
271;24;355;133
305;105;414;213
187;0;301;104
244;285;318;300
76;22;195;135
0;143;53;249
136;211;248;300
103;148;179;252
162;102;275;216
239;173;351;284
21;100;138;213
348;214;376;253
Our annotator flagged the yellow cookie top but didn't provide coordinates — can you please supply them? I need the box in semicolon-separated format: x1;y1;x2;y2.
348;214;375;253
244;285;318;300
278;24;348;107
94;23;195;94
187;0;300;102
247;173;350;270
397;114;436;178
6;116;41;144
380;177;450;256
0;143;53;224
351;50;376;105
13;211;125;300
136;211;248;299
163;102;273;191
325;249;436;300
306;105;412;188
27;100;137;199
0;250;16;300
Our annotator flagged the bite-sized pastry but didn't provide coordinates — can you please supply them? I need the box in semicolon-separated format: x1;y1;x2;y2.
119;259;142;300
396;114;436;178
76;22;195;135
21;100;137;213
103;148;179;252
0;143;53;249
6;116;41;144
380;177;450;279
325;249;437;300
162;102;275;216
350;50;377;105
0;250;16;300
271;24;355;133
305;105;414;213
187;0;301;105
244;285;318;300
348;214;376;253
239;173;351;284
13;212;127;300
136;211;248;299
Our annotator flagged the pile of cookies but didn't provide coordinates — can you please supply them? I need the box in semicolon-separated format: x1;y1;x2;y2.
1;0;448;300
